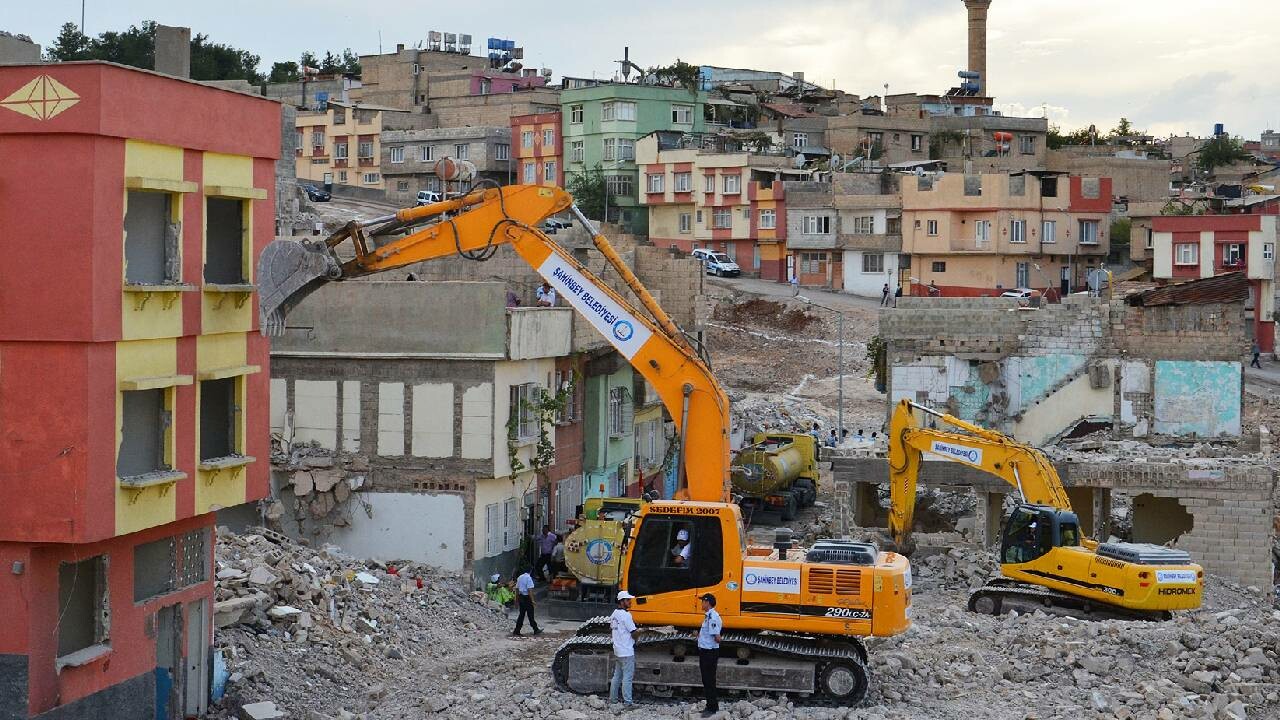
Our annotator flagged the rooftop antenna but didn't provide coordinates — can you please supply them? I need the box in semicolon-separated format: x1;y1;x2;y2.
378;30;382;54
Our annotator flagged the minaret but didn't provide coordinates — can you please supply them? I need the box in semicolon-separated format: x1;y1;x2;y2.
964;0;992;95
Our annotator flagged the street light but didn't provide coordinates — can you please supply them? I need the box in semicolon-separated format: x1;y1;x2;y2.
795;295;846;440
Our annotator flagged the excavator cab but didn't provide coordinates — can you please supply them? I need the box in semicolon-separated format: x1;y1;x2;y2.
626;511;725;614
999;504;1081;565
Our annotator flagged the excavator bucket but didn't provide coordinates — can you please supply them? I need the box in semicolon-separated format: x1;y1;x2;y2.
257;239;342;336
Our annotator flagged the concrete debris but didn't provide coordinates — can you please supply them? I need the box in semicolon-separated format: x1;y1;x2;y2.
206;526;508;719
238;701;285;720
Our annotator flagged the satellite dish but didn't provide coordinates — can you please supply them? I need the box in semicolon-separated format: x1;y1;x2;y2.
1087;268;1109;295
793;153;806;168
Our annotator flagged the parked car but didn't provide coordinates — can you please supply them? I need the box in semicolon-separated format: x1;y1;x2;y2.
415;190;443;206
303;184;330;202
999;288;1037;298
691;248;742;277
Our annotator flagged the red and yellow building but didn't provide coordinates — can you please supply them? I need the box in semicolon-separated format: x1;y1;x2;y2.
0;63;275;718
511;111;562;187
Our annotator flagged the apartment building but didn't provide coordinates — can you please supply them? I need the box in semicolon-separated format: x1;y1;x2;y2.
902;172;1112;296
269;281;574;586
561;81;709;233
512;111;563;187
295;101;431;190
1151;215;1278;351
636;132;791;274
582;353;635;500
0;63;275;719
356;44;493;109
929;114;1049;173
821;112;932;167
380;126;513;204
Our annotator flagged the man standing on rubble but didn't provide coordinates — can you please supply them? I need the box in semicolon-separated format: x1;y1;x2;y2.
697;593;722;717
511;566;543;636
609;590;639;705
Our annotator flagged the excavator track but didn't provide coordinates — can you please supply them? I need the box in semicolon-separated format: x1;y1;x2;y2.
552;629;871;705
967;578;1173;622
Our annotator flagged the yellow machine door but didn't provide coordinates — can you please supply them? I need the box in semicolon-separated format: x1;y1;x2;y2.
627;514;722;618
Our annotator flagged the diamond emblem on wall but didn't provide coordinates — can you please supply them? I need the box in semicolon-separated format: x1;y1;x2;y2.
1;75;80;120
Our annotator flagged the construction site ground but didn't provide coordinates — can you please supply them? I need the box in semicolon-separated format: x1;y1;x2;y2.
211;271;1280;720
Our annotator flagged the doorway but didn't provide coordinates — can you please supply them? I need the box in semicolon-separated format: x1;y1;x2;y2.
184;599;209;717
1060;266;1071;295
154;605;181;720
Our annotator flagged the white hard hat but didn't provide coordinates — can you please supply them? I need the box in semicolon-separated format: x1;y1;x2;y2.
617;590;636;601
490;573;501;583
676;529;690;541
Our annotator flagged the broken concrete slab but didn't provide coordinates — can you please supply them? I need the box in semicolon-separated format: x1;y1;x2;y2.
239;701;285;719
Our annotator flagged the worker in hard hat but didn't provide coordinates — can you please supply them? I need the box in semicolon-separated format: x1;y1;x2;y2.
670;528;692;567
609;590;639;705
485;573;514;606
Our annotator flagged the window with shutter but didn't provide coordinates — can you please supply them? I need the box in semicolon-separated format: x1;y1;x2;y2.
485;503;501;556
503;498;519;551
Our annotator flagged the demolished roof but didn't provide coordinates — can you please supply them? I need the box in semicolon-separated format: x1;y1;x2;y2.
1125;271;1250;307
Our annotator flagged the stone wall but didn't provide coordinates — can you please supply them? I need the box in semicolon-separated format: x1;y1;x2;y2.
882;297;1247;441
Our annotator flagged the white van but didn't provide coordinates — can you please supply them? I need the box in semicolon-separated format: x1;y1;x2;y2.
690;248;741;277
415;190;443;206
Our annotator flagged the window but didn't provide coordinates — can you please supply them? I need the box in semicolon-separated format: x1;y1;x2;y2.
554;369;578;423
608;386;631;436
862;252;884;273
802;215;831;234
199;377;240;462
759;209;776;229
1043;220;1057;244
753;244;761;270
911;134;923;152
696;210;703;224
495;143;510;161
454;144;469;160
932;261;947;273
601;100;636;122
926;219;939;236
570;140;584;163
679;213;692;234
964;175;982;196
543;129;554;146
1223;243;1244;266
389;146;404;164
1016;261;1030;288
1041;176;1059;197
672;104;693;124
338;170;348;183
605;174;633;197
1175;243;1198;265
899;254;911;270
1265;243;1275;260
363;173;380;184
647;173;665;193
975;219;991;245
421;145;435;162
704;175;715;193
510;383;540;440
1081;178;1101;199
603;138;617;160
332;108;345;125
800;251;826;274
118;389;169;478
357;141;373;159
503;497;519;551
310;130;324;148
205;198;246;284
617;138;635;160
1145;228;1154;250
478;78;491;95
397;180;409;191
1010;219;1026;244
485;503;502;556
1079;220;1100;245
713;208;732;228
544;161;556;182
523;162;537;184
674;172;692;192
852;216;875;234
628;516;722;595
522;130;535;148
868;132;883;146
57;555;108;658
124;191;178;285
792;132;808;149
570;104;583;124
1020;135;1036;154
334;142;349;159
723;175;741;194
134;531;205;601
1009;175;1026;196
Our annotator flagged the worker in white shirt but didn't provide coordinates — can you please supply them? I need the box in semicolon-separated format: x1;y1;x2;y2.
536;281;557;307
511;567;543;636
670;528;692;567
697;593;722;716
608;590;639;705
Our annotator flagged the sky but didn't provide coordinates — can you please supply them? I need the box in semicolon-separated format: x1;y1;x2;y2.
8;0;1278;139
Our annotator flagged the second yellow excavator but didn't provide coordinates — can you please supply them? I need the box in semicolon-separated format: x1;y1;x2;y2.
888;399;1202;620
258;183;912;704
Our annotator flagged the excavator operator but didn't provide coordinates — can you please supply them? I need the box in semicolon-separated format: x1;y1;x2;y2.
670;527;692;567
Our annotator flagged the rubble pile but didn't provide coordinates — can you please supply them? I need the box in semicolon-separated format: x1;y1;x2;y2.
269;439;370;537
209;528;508;719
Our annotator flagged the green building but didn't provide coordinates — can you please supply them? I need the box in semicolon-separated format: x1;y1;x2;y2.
561;81;707;234
583;360;635;499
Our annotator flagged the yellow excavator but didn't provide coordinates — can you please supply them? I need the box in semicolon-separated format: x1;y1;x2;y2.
888;399;1202;620
259;183;911;703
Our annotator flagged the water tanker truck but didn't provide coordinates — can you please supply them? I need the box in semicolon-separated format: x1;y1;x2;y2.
731;432;820;521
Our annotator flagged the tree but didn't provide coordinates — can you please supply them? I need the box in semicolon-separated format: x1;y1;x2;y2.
1197;135;1251;174
45;22;91;61
300;51;319;71
341;49;361;75
646;59;701;93
567;165;607;221
190;33;263;84
319;51;341;74
269;61;300;83
1112;117;1135;138
1108;218;1131;264
92;21;156;69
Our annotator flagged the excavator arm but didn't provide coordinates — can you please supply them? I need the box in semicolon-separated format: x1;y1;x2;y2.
887;398;1071;548
258;184;730;501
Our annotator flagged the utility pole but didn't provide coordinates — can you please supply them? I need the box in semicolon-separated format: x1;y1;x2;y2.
81;1;85;33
